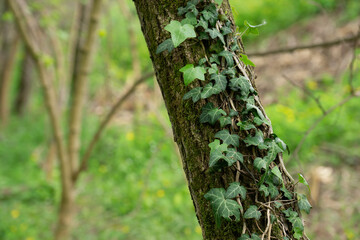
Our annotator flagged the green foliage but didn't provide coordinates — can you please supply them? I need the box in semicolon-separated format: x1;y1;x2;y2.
238;233;261;240
225;182;246;200
243;205;261;220
156;38;174;54
180;64;206;86
200;103;226;125
214;130;240;147
164;20;196;47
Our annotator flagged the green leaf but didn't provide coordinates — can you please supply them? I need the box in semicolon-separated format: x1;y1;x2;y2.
244;130;264;147
254;157;266;171
196;17;208;30
200;103;227;125
250;234;261;240
208;140;228;167
253;116;271;126
237;121;256;131
219;50;234;67
206;28;225;44
221;26;232;35
259;184;269;197
298;173;310;192
204;188;241;225
271;166;283;182
244;205;261;220
222;68;236;77
239;54;255;67
177;0;199;16
183;87;202;103
215;129;240;147
211;73;227;92
226;148;243;164
225;182;246;199
238;234;261;240
229;109;238;117
198;57;207;66
181;12;197;26
245;103;265;120
268;182;279;199
298;194;311;214
274;201;282;208
244;20;266;35
156;38;175;54
180;64;206;86
201;83;217;99
219;116;232;128
210;54;220;64
164;20;196;47
229;76;251;96
281;187;293;200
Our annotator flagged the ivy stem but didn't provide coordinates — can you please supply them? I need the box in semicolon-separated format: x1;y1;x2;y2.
261;200;271;240
235;160;247;234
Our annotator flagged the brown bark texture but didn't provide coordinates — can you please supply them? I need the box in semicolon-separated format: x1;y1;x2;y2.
133;0;301;239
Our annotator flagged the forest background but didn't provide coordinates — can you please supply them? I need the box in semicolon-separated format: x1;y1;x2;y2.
0;0;359;239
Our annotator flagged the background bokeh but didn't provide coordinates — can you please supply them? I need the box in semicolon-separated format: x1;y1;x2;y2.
0;0;359;239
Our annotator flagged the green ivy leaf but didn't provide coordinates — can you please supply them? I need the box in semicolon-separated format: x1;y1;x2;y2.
254;157;266;171
196;16;208;30
245;103;265;120
237;121;256;131
210;54;220;64
253;116;271;126
244;130;264;147
219;116;232;128
214;0;223;6
180;64;206;86
201;83;216;99
206;28;225;44
298;174;310;192
274;136;290;154
200;103;226;125
281;187;293;200
181;12;197;26
244;205;261;220
222;68;236;77
156;38;175;54
244;20;266;35
238;233;261;240
214;129;240;147
211;73;227;92
177;0;199;16
198;57;207;66
208;139;228;167
259;184;269;197
226;148;243;164
271;166;283;183
229;109;238;117
240;54;255;67
298;194;312;214
221;25;232;35
204;188;241;225
183;87;202;103
229;76;251;96
225;182;247;199
208;64;219;75
165;20;196;47
219;50;234;67
268;182;280;199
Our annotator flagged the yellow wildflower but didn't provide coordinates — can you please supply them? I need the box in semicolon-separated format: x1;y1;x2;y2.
156;189;165;198
126;132;135;141
11;209;20;219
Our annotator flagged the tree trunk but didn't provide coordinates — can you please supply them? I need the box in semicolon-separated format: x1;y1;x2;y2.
14;47;33;116
133;0;304;239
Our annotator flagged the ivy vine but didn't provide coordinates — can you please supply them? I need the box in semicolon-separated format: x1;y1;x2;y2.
157;0;311;239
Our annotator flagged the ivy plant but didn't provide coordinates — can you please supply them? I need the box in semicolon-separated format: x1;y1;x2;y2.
157;0;311;239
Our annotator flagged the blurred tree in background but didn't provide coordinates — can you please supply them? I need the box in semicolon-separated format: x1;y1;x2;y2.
0;0;359;239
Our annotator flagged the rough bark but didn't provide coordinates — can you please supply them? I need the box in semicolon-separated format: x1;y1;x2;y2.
133;0;298;239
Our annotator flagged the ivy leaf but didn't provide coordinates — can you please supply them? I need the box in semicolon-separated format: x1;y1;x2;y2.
222;68;236;77
275;137;290;154
244;130;264;147
206;28;225;44
196;16;208;30
237;121;256;131
177;0;199;16
181;12;197;26
208;64;219;75
164;20;196;47
244;20;266;35
208;139;228;167
225;182;247;199
244;205;261;220
240;54;255;67
226;148;243;164
245;103;265;120
221;25;232;35
210;54;220;64
201;9;218;26
281;187;293;200
238;233;261;240
298;194;312;214
198;58;207;66
259;184;269;197
211;73;227;92
254;157;266;171
156;38;175;54
200;103;226;125
215;129;240;147
229;109;238;117
219;116;232;128
254;116;271;126
271;166;283;183
298;173;310;192
219;50;234;67
229;76;251;96
201;83;220;99
183;87;202;103
180;64;206;86
268;182;280;199
204;188;241;225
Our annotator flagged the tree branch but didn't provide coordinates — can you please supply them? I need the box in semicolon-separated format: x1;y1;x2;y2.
74;72;154;180
248;33;360;57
